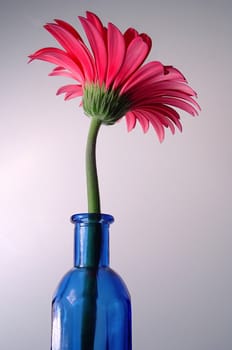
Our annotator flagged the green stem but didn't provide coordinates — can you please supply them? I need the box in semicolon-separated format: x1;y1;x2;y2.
86;117;102;213
81;117;102;350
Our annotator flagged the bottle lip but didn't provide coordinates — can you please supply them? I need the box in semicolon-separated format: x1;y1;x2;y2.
71;213;114;224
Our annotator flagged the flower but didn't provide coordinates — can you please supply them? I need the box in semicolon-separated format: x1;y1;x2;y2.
29;11;200;142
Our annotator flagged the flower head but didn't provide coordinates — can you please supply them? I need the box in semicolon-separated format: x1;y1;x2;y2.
29;11;200;141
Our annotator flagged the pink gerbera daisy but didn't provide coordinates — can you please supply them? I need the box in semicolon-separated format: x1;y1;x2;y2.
29;11;200;141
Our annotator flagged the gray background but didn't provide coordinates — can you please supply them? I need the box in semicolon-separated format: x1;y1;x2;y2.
1;0;232;349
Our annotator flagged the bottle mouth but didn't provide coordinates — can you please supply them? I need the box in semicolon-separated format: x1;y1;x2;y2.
71;213;114;225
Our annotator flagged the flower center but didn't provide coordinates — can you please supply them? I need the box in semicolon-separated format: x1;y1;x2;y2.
83;83;130;125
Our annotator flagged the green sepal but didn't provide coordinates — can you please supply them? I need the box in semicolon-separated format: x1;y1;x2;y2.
83;83;130;125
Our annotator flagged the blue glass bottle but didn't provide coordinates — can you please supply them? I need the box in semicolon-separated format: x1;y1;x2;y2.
51;213;132;350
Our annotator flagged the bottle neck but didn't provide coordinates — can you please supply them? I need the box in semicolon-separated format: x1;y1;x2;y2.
71;213;114;268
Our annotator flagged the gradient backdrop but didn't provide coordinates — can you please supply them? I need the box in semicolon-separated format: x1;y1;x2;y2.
1;0;232;349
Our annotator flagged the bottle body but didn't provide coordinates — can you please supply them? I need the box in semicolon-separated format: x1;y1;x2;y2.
51;214;132;350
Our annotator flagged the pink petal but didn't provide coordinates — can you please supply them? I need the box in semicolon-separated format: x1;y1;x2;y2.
150;80;197;96
79;16;107;84
123;28;139;47
120;61;164;94
44;23;94;81
148;110;176;134
160;91;200;110
140;33;152;52
135;88;199;108
133;110;149;133
127;80;200;116
29;47;84;82
153;105;183;131
49;66;78;80
127;109;164;141
151;97;199;116
106;22;125;88
56;84;83;100
86;11;106;40
125;111;136;131
163;66;186;82
113;36;151;90
54;19;84;42
142;110;165;142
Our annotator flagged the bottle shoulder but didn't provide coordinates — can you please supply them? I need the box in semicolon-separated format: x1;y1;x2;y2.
53;266;131;302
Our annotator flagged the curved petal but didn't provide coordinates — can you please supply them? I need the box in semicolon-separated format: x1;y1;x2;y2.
106;22;125;88
124;69;195;99
79;16;107;84
49;66;78;80
125;111;136;131
127;79;200;116
123;28;139;47
28;47;84;82
44;23;95;81
113;36;151;90
54;19;84;42
86;11;106;40
150;80;197;96
140;33;152;52
133;87;199;107
129;107;182;140
163;66;186;82
142;110;165;142
149;97;199;116
132;110;149;133
120;61;164;94
158;91;200;109
153;105;183;131
128;79;197;98
144;109;176;134
56;84;83;100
